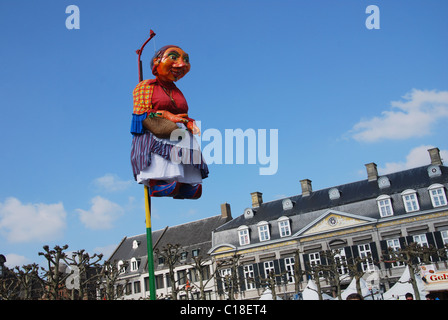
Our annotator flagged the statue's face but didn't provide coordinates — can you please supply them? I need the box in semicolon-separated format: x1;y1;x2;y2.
153;47;190;82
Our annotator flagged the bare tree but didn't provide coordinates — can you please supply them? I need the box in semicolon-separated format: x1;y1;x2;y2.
155;243;182;300
100;259;129;300
63;249;103;300
38;244;70;300
13;263;44;300
189;255;217;300
382;241;445;300
216;253;241;300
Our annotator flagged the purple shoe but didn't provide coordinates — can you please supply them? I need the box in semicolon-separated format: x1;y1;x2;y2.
174;183;202;200
149;180;180;197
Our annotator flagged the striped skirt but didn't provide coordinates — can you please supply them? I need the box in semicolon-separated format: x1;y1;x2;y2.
130;125;208;186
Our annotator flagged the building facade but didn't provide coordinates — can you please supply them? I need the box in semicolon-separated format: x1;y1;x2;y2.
209;148;448;300
107;207;232;300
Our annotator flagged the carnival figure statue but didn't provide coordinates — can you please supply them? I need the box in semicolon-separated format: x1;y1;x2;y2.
130;45;208;199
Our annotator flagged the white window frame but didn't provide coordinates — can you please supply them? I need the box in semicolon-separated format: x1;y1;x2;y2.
220;268;232;292
277;216;291;238
309;252;321;267
401;189;420;213
237;225;250;246
413;234;429;247
386;238;404;267
257;221;270;242
243;264;255;290
441;230;448;245
130;257;140;272
358;243;375;272
117;260;125;274
428;184;447;208
284;257;295;283
377;195;394;217
263;261;275;277
333;248;348;275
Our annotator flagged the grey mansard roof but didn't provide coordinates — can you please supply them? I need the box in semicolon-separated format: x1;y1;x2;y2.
212;164;448;248
108;214;230;274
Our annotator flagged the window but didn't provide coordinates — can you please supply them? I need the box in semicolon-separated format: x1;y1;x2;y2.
125;282;132;295
257;221;270;241
441;230;448;245
192;249;199;257
334;248;348;275
117;260;125;274
278;216;291;237
220;268;232;291
134;281;141;294
377;195;394;217
428;184;447;208
180;252;188;261
130;257;140;272
263;261;275;277
308;252;322;277
309;252;321;266
442;231;448;255
386;238;404;267
401;189;420;212
284;257;295;283
238;226;250;245
243;265;255;290
154;275;164;289
177;270;187;285
413;234;429;247
413;233;431;263
358;243;374;272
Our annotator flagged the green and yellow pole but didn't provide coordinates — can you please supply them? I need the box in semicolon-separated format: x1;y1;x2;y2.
144;185;156;300
137;29;157;300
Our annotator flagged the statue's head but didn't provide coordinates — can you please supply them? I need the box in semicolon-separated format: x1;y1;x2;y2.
151;45;191;82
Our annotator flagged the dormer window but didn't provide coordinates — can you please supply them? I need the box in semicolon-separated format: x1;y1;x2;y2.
132;240;140;249
377;195;394;217
277;216;291;237
401;189;419;213
238;225;250;246
117;260;125;274
428;184;447;208
130;257;140;271
257;221;270;241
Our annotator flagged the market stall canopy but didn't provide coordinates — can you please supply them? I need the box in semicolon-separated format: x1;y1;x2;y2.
382;266;427;300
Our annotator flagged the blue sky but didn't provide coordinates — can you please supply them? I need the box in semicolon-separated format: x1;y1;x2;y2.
1;1;447;268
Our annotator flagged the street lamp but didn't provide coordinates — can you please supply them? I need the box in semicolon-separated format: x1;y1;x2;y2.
0;254;6;278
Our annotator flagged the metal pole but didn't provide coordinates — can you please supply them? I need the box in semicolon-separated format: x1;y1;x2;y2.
144;185;156;300
136;29;156;300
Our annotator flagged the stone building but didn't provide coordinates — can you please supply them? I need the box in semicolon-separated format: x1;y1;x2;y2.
209;148;448;300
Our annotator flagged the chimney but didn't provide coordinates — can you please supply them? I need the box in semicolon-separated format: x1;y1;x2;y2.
428;147;443;165
365;163;378;181
220;203;232;221
300;179;312;197
251;192;263;208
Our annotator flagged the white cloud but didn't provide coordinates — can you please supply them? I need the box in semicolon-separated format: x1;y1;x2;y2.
378;145;448;175
4;253;30;268
0;197;66;243
76;196;124;230
93;174;132;192
94;244;118;260
349;89;448;142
